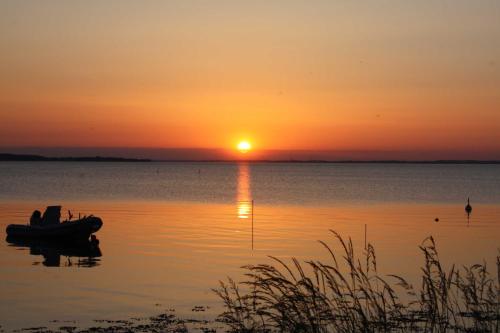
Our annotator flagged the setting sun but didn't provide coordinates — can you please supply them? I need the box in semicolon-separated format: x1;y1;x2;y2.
237;141;252;153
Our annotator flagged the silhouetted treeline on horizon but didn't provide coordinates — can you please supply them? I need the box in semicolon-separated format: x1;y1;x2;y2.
2;153;500;164
0;153;151;162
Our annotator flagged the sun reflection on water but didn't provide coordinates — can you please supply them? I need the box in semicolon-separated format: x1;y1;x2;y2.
237;163;252;219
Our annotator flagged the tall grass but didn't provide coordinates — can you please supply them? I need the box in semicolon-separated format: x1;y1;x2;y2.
214;231;499;332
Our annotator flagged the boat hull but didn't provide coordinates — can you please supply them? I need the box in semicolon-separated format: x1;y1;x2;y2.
6;217;103;242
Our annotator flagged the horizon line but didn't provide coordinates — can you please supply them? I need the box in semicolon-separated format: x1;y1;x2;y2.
2;147;500;161
1;153;500;164
2;145;499;152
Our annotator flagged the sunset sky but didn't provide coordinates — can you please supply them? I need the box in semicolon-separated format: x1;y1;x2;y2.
1;1;499;160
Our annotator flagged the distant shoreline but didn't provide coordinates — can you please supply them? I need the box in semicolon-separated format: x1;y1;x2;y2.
0;153;151;162
1;153;500;164
155;159;500;164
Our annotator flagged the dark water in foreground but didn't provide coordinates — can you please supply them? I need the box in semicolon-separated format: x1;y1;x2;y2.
0;162;499;331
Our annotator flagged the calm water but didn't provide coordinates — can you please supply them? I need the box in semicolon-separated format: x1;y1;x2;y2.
0;162;499;331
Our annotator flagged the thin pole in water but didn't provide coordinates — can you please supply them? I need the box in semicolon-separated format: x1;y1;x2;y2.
364;224;367;250
251;200;254;250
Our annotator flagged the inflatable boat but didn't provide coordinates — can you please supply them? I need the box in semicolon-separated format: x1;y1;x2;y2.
6;217;103;241
5;206;103;242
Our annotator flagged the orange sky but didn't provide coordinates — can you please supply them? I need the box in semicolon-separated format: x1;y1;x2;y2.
1;1;500;159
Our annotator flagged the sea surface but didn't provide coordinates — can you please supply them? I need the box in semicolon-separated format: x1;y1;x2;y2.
0;162;499;331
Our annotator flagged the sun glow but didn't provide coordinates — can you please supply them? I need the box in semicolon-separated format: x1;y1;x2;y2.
237;141;252;153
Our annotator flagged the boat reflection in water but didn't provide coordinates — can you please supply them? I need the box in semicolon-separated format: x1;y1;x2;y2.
6;237;102;267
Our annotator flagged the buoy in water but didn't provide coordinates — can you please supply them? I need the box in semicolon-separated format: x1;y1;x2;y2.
465;198;472;215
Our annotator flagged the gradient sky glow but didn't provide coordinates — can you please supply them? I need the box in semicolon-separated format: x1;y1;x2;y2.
1;0;500;159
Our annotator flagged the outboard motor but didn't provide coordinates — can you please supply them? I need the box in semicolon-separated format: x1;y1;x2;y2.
42;206;62;225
